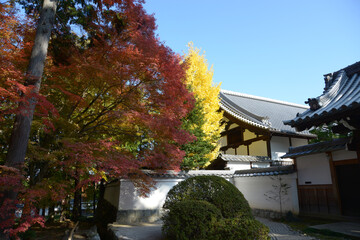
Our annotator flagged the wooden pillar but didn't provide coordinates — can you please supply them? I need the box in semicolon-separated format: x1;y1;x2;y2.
326;152;342;215
267;136;272;158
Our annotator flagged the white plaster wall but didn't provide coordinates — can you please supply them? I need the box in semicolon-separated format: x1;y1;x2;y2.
249;140;267;156
297;153;332;185
331;150;357;161
226;162;251;170
108;171;298;215
234;173;299;214
252;162;271;168
291;138;308;147
270;136;290;160
118;179;183;210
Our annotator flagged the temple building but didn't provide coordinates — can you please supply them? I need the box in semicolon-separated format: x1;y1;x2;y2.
208;90;315;170
283;61;360;217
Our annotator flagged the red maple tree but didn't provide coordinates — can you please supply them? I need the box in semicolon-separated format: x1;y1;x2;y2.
1;0;195;237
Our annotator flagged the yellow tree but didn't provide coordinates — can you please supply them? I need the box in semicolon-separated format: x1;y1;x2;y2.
182;42;223;168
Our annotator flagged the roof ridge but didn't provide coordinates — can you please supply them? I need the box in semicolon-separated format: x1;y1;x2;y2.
221;89;309;109
338;61;360;76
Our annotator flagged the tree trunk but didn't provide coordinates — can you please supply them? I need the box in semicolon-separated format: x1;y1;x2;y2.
5;0;57;169
95;179;105;221
0;1;57;239
93;182;96;216
47;205;55;223
73;178;82;221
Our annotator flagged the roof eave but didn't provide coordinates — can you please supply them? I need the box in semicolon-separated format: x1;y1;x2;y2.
220;102;269;130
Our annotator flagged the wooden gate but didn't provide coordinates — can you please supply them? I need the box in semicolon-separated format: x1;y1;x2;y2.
297;184;340;215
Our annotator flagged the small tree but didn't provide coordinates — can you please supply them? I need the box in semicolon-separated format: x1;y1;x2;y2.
264;175;291;215
309;123;349;143
181;101;215;170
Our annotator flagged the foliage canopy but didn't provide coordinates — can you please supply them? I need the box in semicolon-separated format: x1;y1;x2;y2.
180;43;223;169
0;0;195;236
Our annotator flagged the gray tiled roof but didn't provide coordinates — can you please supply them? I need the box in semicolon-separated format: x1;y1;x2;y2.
142;170;235;179
284;61;360;131
220;90;313;137
220;154;272;162
281;137;351;158
141;168;295;178
234;165;295;177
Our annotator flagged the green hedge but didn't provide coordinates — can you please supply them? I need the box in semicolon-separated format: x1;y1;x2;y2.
162;176;270;240
209;216;270;240
162;200;222;240
163;175;252;219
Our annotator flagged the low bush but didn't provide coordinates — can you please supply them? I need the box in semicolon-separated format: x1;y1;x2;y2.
209;216;270;240
162;200;222;240
163;175;252;218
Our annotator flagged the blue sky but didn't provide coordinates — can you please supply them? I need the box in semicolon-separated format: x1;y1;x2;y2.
143;0;360;105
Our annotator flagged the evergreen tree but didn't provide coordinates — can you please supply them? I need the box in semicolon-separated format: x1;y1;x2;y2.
181;100;214;170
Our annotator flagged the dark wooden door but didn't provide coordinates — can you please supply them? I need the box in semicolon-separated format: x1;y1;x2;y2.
336;164;360;217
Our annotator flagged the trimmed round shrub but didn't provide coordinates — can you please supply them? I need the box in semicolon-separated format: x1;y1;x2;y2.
163;175;252;218
209;217;270;240
162;200;222;240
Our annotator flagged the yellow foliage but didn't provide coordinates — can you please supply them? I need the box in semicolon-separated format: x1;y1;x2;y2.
183;42;224;163
92;167;108;182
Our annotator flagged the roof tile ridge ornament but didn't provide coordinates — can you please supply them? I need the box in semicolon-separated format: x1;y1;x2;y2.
261;116;272;127
220;89;309;109
323;73;334;92
305;71;346;111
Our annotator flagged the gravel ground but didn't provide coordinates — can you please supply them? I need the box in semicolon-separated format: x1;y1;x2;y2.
256;217;318;240
109;218;319;240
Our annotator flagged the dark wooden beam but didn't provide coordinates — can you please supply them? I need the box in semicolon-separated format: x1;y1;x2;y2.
332;158;359;166
220;135;269;151
224;120;235;131
271;131;314;139
222;112;270;136
267;138;271;158
221;126;243;137
242;135;269;146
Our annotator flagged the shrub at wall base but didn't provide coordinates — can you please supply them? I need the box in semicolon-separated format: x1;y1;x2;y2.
162;176;269;240
163;175;252;219
162;200;221;240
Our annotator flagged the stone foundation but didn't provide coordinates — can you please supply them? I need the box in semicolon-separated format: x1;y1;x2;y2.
252;208;285;219
116;209;164;224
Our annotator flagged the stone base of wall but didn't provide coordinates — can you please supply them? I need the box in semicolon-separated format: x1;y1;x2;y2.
116;209;164;224
252;208;288;219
